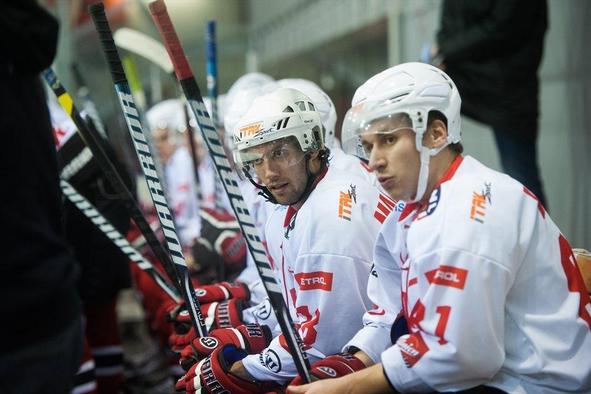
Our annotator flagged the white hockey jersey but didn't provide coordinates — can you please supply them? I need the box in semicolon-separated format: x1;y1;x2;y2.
164;146;201;247
375;155;591;393
241;166;395;382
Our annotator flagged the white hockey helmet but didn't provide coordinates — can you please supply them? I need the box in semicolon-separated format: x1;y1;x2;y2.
233;87;324;167
342;62;461;202
226;72;275;100
146;98;186;137
223;80;279;140
277;78;337;148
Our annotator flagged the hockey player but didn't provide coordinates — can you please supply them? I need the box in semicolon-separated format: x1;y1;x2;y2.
288;62;591;393
147;99;202;247
174;87;395;393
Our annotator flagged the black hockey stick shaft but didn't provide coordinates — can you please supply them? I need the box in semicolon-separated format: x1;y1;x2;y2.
71;63;108;139
89;2;208;338
148;0;312;382
61;179;181;303
43;68;182;295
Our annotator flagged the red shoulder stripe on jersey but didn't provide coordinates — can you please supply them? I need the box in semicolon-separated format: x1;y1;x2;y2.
523;186;546;218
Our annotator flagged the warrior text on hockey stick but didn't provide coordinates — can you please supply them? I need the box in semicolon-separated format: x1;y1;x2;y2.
148;0;312;382
89;2;208;337
61;179;181;303
43;68;184;297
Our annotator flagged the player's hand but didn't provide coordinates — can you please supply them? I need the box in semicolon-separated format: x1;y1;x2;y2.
176;344;276;394
179;323;272;370
289;353;366;386
169;299;246;352
196;281;250;304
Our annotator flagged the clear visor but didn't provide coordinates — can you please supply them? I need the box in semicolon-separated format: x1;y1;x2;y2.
341;106;415;160
238;137;306;179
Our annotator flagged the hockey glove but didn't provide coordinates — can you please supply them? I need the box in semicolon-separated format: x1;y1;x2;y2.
195;281;250;304
176;344;276;394
179;323;272;370
289;353;366;386
169;299;246;352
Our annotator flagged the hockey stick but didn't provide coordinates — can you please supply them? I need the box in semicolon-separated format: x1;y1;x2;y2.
205;19;227;216
43;68;185;312
205;20;218;127
113;27;174;75
148;0;312;382
71;63;108;139
60;179;181;303
89;2;208;338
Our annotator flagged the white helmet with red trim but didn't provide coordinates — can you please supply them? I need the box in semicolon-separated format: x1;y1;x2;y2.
342;62;461;202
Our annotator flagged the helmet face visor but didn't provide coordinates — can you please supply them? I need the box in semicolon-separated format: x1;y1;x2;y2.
238;137;306;179
342;104;417;160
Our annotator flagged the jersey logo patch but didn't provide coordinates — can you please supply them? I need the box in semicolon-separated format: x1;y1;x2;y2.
294;271;333;291
425;265;468;289
417;187;440;220
374;193;396;223
397;333;429;368
470;182;492;223
338;185;356;221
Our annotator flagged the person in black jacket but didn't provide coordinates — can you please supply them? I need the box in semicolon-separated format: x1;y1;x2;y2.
0;1;83;393
433;0;548;207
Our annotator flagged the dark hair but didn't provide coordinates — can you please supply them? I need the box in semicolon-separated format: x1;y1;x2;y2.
428;110;463;154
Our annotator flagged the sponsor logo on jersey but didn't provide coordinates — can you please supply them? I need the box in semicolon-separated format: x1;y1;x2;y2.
374;193;396;223
425;265;468;289
470;182;492;223
199;337;219;349
338;184;357;221
397;333;429;368
417;187;441;220
260;349;282;373
196;288;207;297
294;271;333;291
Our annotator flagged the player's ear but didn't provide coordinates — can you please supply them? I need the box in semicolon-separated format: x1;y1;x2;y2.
425;119;448;149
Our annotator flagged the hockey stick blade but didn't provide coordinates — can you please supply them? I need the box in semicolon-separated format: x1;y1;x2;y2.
148;0;312;382
89;2;207;337
61;179;181;303
43;68;183;298
114;27;174;75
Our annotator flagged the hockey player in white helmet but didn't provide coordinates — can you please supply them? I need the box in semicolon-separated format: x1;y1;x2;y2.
147;99;202;247
278;78;376;183
288;62;591;393
164;76;281;360
174;87;394;393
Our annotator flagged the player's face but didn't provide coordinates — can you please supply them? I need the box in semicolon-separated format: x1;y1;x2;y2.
153;128;175;163
361;120;420;201
247;138;308;205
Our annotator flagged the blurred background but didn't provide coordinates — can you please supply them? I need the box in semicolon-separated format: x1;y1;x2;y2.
45;0;589;248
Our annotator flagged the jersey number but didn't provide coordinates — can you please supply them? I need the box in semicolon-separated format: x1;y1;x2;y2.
408;300;451;345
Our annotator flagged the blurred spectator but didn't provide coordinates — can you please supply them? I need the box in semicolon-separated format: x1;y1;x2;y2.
433;0;548;206
0;1;82;393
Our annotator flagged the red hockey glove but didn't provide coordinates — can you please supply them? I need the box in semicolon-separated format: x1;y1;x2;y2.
176;344;276;394
169;299;246;352
289;353;366;386
195;281;250;304
179;323;272;370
